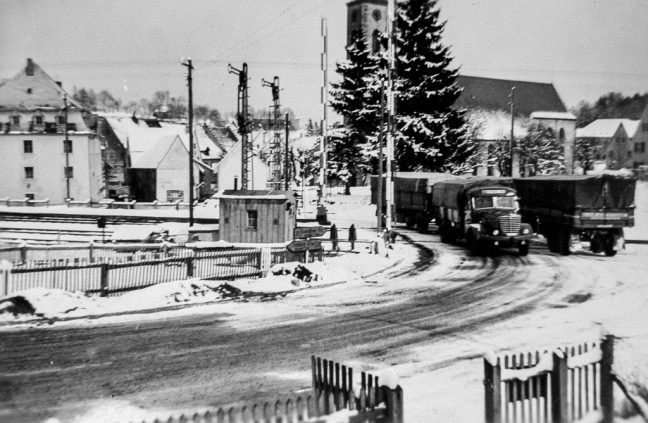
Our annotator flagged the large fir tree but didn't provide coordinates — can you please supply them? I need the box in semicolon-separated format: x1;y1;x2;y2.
329;32;382;193
394;0;472;172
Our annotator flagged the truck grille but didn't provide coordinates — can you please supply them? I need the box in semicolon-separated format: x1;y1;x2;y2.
499;214;521;235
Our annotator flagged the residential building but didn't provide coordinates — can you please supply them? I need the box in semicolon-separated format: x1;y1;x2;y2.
456;75;577;176
0;59;102;203
575;119;639;170
630;104;648;167
96;113;221;201
214;139;270;192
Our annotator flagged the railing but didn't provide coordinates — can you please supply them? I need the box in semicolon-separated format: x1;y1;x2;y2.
0;198;196;210
1;246;323;297
484;335;614;423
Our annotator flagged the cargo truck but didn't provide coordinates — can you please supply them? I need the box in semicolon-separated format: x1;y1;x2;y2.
513;175;636;256
431;177;534;255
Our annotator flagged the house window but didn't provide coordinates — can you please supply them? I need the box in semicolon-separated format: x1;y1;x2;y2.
23;140;33;153
25;193;35;200
635;143;646;153
26;88;32;94
64;166;74;178
643;123;648;132
627;151;632;159
24;167;34;179
57;115;65;125
246;210;258;229
11;115;20;125
34;115;43;125
63;139;73;153
372;29;381;53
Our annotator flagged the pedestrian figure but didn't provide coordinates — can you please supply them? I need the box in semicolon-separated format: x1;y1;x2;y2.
382;227;390;257
348;224;357;251
330;223;339;252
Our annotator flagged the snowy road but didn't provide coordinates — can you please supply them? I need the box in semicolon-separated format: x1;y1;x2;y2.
0;231;645;422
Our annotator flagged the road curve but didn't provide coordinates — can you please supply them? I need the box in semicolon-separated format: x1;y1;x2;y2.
0;231;579;422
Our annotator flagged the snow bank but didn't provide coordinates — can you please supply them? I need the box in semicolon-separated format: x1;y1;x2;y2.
0;279;239;323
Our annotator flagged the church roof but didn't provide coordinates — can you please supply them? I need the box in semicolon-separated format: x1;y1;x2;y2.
455;75;567;116
0;58;82;111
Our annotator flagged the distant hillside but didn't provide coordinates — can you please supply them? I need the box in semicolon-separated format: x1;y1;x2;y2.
572;92;648;128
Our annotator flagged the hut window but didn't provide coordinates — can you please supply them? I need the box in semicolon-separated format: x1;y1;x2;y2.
246;210;258;229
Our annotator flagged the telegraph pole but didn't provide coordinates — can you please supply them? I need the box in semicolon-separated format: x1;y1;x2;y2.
320;17;329;202
385;0;396;228
262;76;282;189
285;113;290;191
63;93;70;201
181;58;195;226
509;86;516;177
229;63;251;190
377;79;385;233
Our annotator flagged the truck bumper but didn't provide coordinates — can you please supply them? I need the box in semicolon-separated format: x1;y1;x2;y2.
483;234;535;247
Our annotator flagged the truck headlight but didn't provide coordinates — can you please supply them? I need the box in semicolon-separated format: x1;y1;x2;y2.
522;228;530;234
492;229;500;236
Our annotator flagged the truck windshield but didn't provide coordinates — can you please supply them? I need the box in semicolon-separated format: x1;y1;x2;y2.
473;196;517;210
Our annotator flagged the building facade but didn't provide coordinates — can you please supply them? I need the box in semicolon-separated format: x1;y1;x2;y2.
575;119;639;170
346;0;388;52
0;59;102;203
630;104;648;167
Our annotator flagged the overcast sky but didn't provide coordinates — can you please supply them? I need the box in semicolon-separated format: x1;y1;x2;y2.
2;0;647;122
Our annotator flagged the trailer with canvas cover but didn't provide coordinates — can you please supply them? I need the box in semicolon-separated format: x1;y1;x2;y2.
513;174;636;256
431;177;534;255
370;172;450;232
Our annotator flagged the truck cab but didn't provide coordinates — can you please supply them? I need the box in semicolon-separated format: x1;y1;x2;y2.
433;178;534;255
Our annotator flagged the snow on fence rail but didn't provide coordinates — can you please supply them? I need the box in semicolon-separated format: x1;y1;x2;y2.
0;247;322;297
136;355;403;423
484;336;614;423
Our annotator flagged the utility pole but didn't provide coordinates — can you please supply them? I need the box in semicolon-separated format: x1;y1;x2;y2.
63;93;70;201
262;76;282;189
285;113;290;191
385;0;396;228
320;17;329;203
377;79;385;233
181;58;195;227
509;86;516;177
229;63;251;190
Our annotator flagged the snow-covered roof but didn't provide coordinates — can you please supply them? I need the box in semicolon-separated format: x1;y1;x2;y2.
216;189;294;200
291;135;320;152
575;119;639;139
130;134;180;169
0;59;83;111
98;113;225;163
468;109;528;140
530;111;576;121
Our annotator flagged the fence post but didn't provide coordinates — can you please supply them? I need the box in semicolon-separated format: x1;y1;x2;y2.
484;356;501;423
88;241;94;263
600;334;615;423
552;350;569;423
19;241;27;264
100;263;109;296
383;386;404;423
186;256;194;278
0;260;12;297
311;355;321;417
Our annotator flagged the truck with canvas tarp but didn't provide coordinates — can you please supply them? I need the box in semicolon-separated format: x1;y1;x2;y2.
370;172;450;232
431;177;534;255
513;174;636;256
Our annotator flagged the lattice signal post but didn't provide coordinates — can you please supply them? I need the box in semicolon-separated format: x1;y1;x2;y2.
262;76;283;190
228;63;252;190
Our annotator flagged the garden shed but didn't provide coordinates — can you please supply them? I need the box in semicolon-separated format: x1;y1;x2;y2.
218;190;296;243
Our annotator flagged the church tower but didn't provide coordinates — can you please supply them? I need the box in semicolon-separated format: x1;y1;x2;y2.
346;0;388;52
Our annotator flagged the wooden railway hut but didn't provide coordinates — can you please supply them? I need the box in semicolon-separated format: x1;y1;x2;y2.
218;190;296;243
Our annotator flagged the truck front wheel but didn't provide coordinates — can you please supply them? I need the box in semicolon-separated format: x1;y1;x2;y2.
558;227;571;256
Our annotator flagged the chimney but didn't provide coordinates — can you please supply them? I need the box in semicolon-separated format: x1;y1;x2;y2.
26;58;34;76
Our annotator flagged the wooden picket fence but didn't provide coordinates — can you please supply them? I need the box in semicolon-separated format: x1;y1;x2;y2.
1;247;322;297
311;355;404;423
134;356;403;423
484;335;614;423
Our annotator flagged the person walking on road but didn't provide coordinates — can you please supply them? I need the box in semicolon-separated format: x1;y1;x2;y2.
330;223;340;252
348;224;357;251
